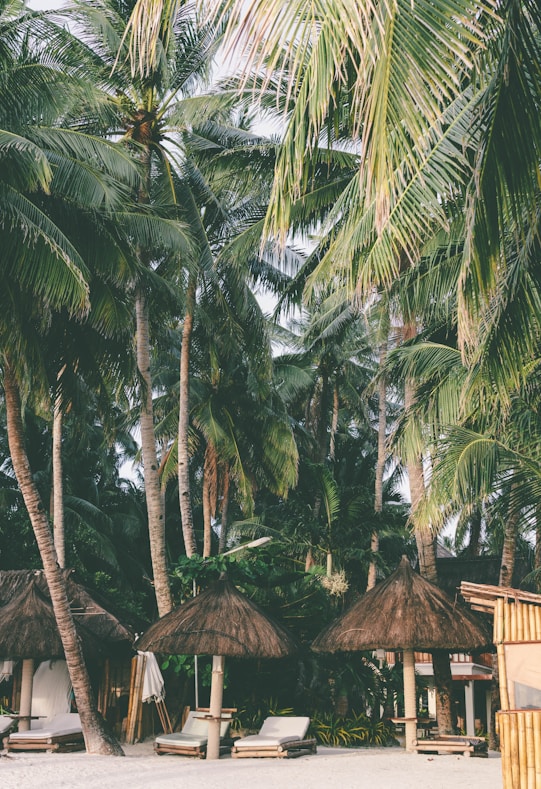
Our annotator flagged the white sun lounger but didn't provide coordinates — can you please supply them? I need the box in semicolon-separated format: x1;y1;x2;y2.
231;716;317;758
5;713;84;752
154;709;234;757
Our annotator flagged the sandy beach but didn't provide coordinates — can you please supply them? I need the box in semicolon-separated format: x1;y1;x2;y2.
0;741;502;789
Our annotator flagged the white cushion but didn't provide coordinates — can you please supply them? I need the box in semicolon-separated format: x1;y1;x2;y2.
234;716;310;748
9;713;82;741
155;710;232;748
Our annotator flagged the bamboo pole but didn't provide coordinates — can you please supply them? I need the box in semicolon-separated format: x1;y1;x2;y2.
535;606;541;640
525;711;535;789
124;656;137;744
125;654;146;744
517;602;524;643
511;602;517;643
499;643;510;711
529;605;536;642
498;714;510;789
519;711;528;789
534;711;541;789
496;598;504;644
511;712;521;789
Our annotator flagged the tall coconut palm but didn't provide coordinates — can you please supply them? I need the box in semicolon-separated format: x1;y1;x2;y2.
65;0;230;611
0;1;147;754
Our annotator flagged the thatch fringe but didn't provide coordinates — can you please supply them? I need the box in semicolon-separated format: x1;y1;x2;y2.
136;578;297;658
313;556;492;653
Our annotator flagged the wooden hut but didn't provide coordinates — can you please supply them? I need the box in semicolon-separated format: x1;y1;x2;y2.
461;582;541;788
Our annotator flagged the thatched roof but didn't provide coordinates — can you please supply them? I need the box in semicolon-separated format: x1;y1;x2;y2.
136;578;297;659
0;570;133;657
312;556;492;653
0;580;66;660
0;578;106;660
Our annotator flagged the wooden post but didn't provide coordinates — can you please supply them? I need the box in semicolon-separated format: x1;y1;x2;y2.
18;659;34;732
125;654;146;744
403;649;417;753
206;655;225;760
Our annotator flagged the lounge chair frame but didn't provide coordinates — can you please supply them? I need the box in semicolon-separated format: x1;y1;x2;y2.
231;737;317;758
4;713;84;753
412;734;488;757
154;707;235;758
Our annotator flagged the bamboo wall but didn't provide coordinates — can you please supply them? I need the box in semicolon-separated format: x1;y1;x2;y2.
495;597;541;789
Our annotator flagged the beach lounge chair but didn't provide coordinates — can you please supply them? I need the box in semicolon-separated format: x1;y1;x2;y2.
231;716;317;758
154;709;234;757
412;733;488;758
5;713;84;753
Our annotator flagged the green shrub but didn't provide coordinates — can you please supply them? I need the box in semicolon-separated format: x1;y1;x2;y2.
311;711;394;747
231;698;294;734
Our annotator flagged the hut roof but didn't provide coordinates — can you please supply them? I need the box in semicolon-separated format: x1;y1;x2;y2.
136;578;297;659
0;580;66;660
312;556;492;653
0;578;107;660
0;570;133;653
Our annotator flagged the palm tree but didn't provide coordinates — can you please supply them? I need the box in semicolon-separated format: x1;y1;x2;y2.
0;2;146;754
67;0;229;611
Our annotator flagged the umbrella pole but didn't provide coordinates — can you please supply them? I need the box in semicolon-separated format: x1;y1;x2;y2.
206;655;225;760
18;658;34;732
403;649;417;752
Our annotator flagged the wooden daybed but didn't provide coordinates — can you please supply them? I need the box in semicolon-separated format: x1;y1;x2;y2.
412;733;488;757
4;713;84;753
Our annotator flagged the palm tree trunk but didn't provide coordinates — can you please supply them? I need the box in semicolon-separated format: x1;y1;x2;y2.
178;272;198;557
432;650;455;734
499;498;518;587
489;493;520;749
329;382;339;460
52;391;65;568
402;322;449;733
202;449;212;558
3;359;123;756
136;288;173;617
218;464;230;554
403;336;437;584
534;507;541;593
367;342;387;590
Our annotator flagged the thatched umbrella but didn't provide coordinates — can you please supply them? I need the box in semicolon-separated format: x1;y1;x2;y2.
0;569;134;649
136;577;297;759
0;570;134;730
0;580;99;729
312;556;492;752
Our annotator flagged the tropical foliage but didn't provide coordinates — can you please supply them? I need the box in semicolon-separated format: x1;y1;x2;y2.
1;0;540;753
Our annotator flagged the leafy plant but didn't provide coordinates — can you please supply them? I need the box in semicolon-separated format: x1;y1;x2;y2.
160;654;227;690
311;711;394;747
231;698;294;734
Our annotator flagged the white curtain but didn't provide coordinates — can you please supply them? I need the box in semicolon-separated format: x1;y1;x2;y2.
30;659;72;727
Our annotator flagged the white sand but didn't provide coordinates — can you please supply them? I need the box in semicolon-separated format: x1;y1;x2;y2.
0;741;502;789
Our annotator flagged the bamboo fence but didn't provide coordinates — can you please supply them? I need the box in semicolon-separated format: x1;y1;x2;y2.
493;596;541;789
